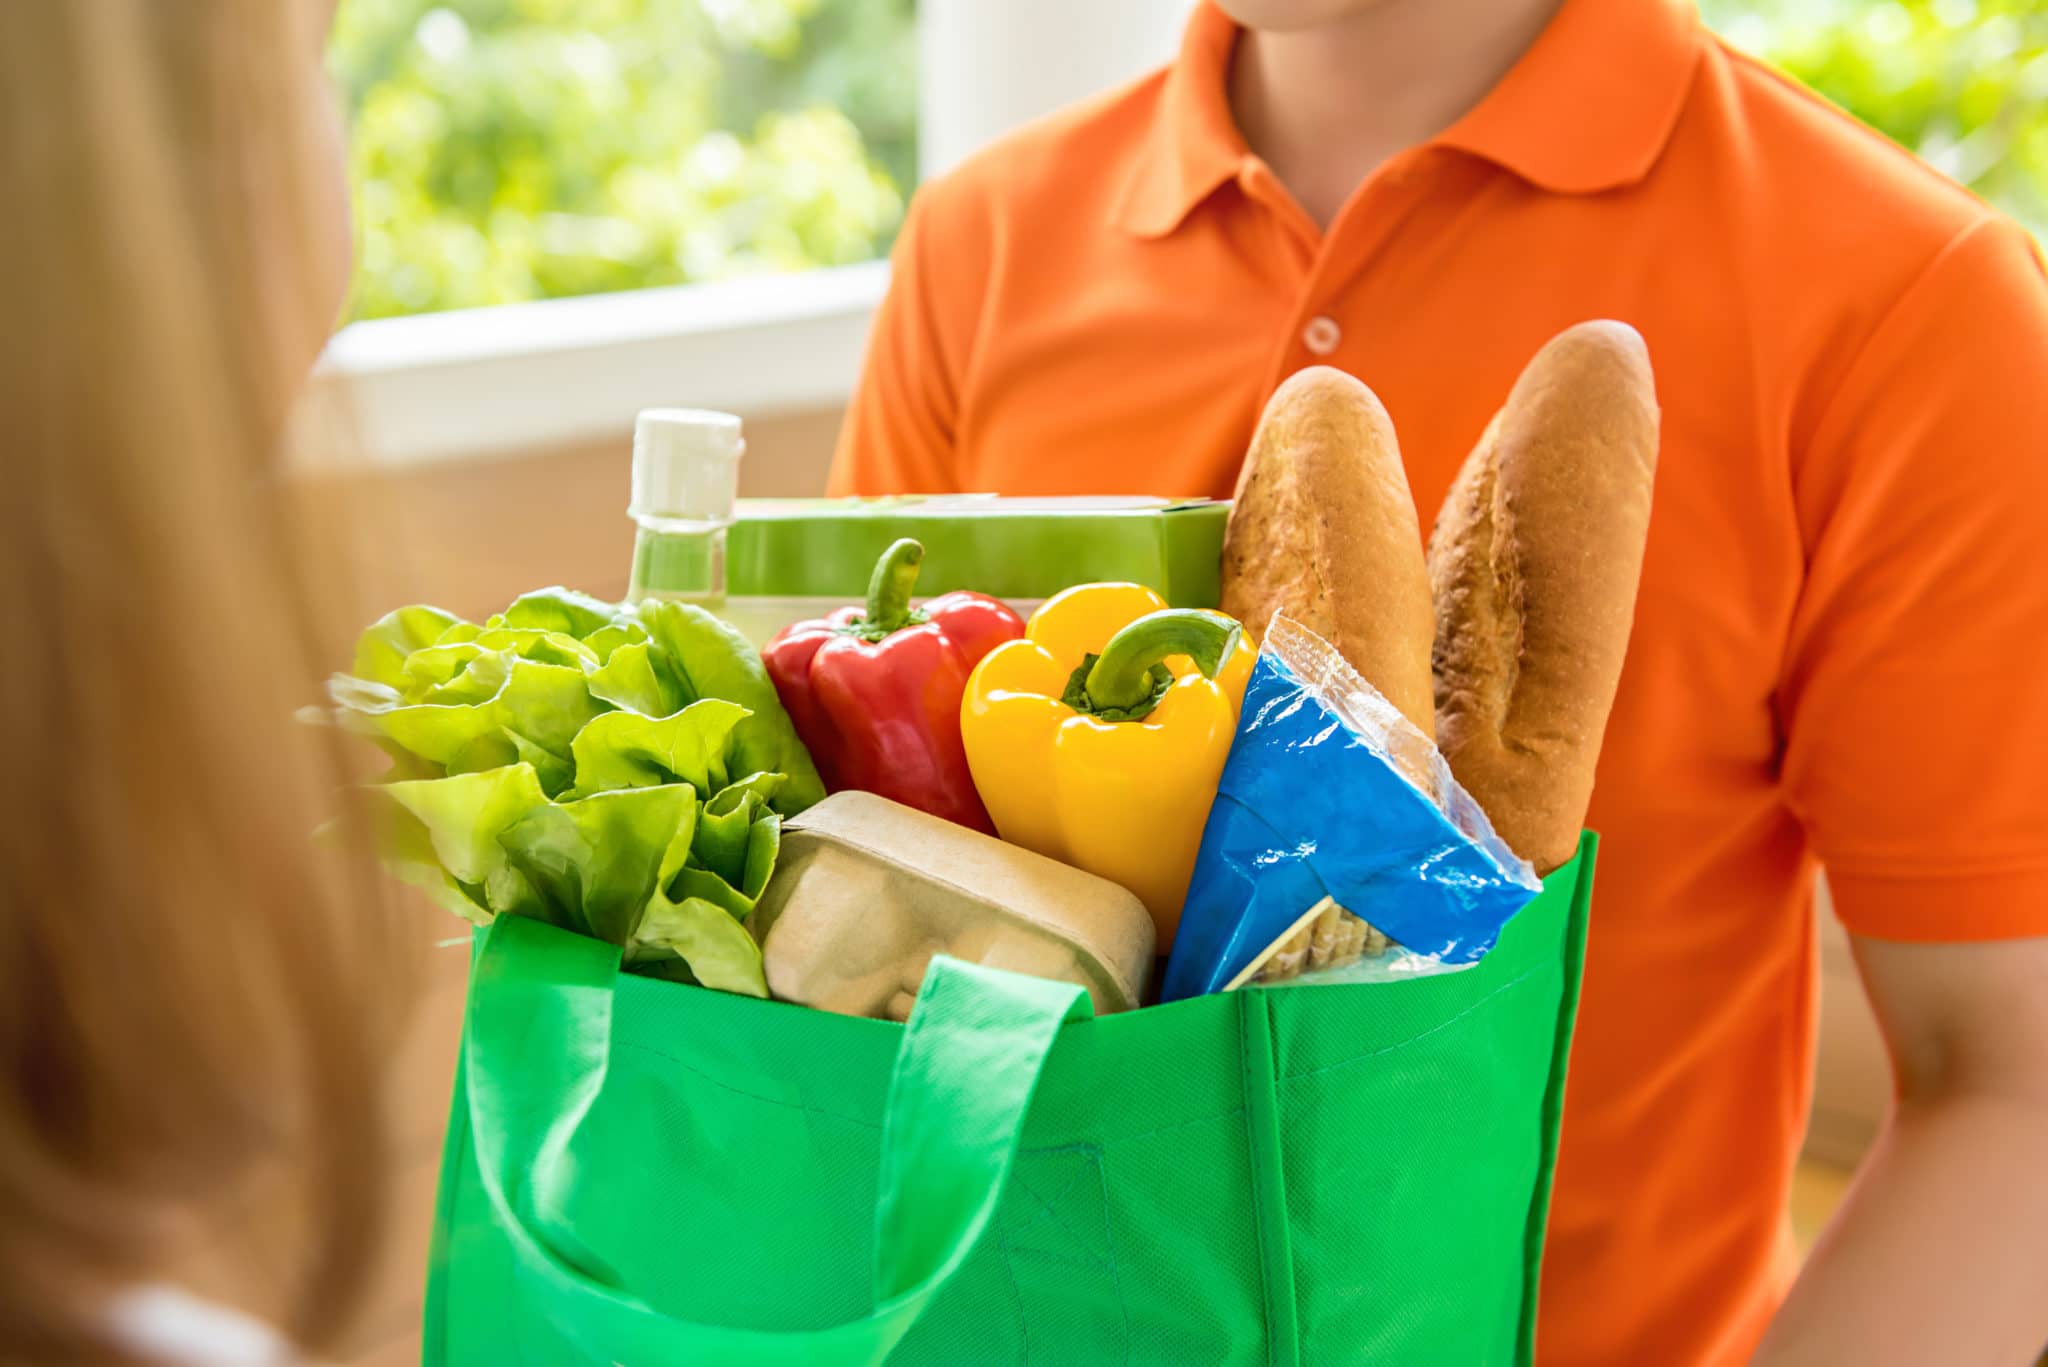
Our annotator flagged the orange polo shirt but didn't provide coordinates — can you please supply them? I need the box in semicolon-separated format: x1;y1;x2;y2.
830;1;2048;1361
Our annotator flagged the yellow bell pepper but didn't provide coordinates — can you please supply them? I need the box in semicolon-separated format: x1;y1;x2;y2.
960;583;1254;949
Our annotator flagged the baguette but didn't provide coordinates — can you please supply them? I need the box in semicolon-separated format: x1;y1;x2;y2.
1427;321;1660;874
1220;367;1437;983
1221;366;1437;741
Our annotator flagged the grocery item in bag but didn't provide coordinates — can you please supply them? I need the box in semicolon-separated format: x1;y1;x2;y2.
960;583;1255;950
721;495;1228;638
763;538;1023;833
752;791;1154;1018
1161;617;1539;1000
1222;365;1438;741
1430;320;1660;873
626;408;744;611
311;587;824;995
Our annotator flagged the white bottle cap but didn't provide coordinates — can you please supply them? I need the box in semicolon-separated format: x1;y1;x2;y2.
630;408;745;524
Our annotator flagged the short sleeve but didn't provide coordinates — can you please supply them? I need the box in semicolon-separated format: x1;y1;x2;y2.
828;186;971;495
1781;215;2048;940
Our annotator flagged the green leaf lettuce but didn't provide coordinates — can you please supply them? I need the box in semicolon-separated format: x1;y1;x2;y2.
315;587;825;995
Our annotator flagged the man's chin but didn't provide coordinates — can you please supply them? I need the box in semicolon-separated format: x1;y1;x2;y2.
1213;0;1397;31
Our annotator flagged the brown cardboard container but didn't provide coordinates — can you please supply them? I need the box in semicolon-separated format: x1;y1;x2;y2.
753;792;1156;1020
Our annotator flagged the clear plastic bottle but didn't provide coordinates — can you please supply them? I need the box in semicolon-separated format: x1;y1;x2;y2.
625;408;744;611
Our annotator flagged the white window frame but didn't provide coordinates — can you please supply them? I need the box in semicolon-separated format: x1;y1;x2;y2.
303;1;1192;470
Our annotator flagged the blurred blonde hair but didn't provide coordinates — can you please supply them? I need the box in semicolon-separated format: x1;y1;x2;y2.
0;1;405;1361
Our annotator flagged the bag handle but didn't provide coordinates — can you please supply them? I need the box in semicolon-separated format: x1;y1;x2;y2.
464;916;1092;1366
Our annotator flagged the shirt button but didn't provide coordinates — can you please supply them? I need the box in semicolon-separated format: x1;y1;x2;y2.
1302;315;1342;356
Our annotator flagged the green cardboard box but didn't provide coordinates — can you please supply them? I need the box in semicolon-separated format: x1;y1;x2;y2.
728;496;1227;602
696;496;1226;643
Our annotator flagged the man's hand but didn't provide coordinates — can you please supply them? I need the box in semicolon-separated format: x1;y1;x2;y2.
1754;930;2048;1366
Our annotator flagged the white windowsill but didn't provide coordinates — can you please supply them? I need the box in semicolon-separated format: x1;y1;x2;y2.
296;260;887;470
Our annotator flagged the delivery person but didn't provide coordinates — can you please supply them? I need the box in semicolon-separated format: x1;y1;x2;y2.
829;0;2048;1362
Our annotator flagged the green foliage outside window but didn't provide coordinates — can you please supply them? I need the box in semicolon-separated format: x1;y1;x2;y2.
1702;0;2048;238
330;0;916;320
331;0;2044;323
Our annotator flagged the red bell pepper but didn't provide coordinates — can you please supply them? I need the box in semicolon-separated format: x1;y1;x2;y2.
762;538;1024;833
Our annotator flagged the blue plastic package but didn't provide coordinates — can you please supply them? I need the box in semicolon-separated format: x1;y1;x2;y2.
1161;617;1540;1000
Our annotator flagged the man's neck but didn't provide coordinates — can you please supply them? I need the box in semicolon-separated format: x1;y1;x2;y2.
1228;0;1566;229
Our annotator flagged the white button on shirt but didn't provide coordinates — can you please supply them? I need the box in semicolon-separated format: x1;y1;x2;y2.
1302;315;1342;356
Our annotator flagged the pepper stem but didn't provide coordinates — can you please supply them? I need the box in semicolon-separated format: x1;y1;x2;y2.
1084;610;1241;712
863;538;924;634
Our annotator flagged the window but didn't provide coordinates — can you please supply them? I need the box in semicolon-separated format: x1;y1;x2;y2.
329;0;917;322
310;2;1179;469
1702;0;2048;237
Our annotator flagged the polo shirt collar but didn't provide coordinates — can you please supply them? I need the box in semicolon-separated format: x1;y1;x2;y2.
1113;2;1248;239
1114;0;1704;238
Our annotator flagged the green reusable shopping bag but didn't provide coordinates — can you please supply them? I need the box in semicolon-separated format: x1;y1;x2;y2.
423;835;1596;1366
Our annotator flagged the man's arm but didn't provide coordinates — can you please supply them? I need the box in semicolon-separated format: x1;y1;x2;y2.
1754;932;2048;1365
1768;213;2048;1361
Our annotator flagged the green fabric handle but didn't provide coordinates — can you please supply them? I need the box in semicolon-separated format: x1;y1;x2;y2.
464;916;1093;1365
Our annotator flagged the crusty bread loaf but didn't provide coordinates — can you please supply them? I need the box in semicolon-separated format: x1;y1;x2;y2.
1222;366;1437;741
1428;321;1660;874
